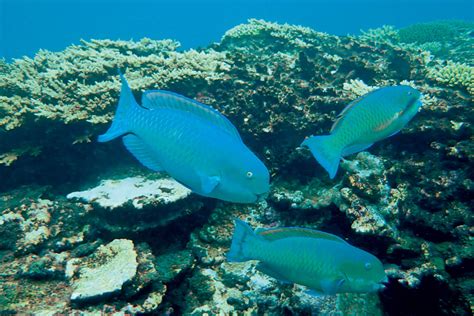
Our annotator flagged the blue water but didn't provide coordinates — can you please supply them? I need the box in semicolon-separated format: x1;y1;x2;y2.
0;0;473;60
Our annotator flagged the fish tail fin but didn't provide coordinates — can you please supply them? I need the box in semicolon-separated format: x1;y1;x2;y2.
302;135;341;179
227;219;261;262
98;72;139;142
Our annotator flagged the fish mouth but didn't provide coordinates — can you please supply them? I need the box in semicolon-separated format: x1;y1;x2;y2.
377;276;389;291
255;192;269;202
407;95;422;111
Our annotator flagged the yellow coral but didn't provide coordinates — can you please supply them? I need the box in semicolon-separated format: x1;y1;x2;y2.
342;79;378;99
0;39;231;131
428;61;474;97
0;147;42;166
0;152;20;166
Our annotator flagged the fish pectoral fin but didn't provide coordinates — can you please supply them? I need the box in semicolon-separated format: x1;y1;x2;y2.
320;278;345;295
256;263;292;284
122;134;164;172
199;174;220;194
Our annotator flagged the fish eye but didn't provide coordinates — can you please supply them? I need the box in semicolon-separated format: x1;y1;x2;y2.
407;91;413;95
246;171;253;178
365;262;372;270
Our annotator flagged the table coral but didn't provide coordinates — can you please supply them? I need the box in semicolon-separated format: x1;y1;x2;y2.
66;176;191;209
68;239;138;304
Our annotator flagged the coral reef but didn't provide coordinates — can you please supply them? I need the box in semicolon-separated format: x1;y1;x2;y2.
66;176;204;235
66;176;191;209
68;239;138;304
398;21;458;44
359;25;400;46
0;19;472;315
427;61;474;97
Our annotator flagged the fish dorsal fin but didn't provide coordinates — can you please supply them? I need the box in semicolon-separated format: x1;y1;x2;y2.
257;227;347;244
330;96;366;133
142;90;242;141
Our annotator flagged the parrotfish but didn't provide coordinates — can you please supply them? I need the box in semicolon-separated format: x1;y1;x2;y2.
227;219;387;295
302;85;422;179
99;74;269;203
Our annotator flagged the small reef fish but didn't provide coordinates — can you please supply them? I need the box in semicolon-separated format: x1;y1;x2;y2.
302;85;422;179
99;74;269;203
228;219;387;295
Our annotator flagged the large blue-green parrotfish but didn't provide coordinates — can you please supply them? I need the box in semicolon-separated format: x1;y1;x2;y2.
228;219;387;295
302;85;422;179
99;74;270;203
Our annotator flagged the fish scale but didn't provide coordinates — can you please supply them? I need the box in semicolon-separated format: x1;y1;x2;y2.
228;220;387;294
302;85;422;179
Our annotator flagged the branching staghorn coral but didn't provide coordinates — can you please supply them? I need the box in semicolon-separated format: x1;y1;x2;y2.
428;61;474;97
0;146;41;166
342;79;378;99
358;25;400;46
0;39;231;131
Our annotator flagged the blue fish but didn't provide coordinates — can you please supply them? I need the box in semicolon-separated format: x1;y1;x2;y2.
99;74;269;203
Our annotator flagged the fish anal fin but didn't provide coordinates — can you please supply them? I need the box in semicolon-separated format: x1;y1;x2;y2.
341;142;373;157
256;263;292;284
122;134;163;172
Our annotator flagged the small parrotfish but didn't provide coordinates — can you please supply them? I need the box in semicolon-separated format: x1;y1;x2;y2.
302;85;422;179
227;219;387;295
98;74;269;203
